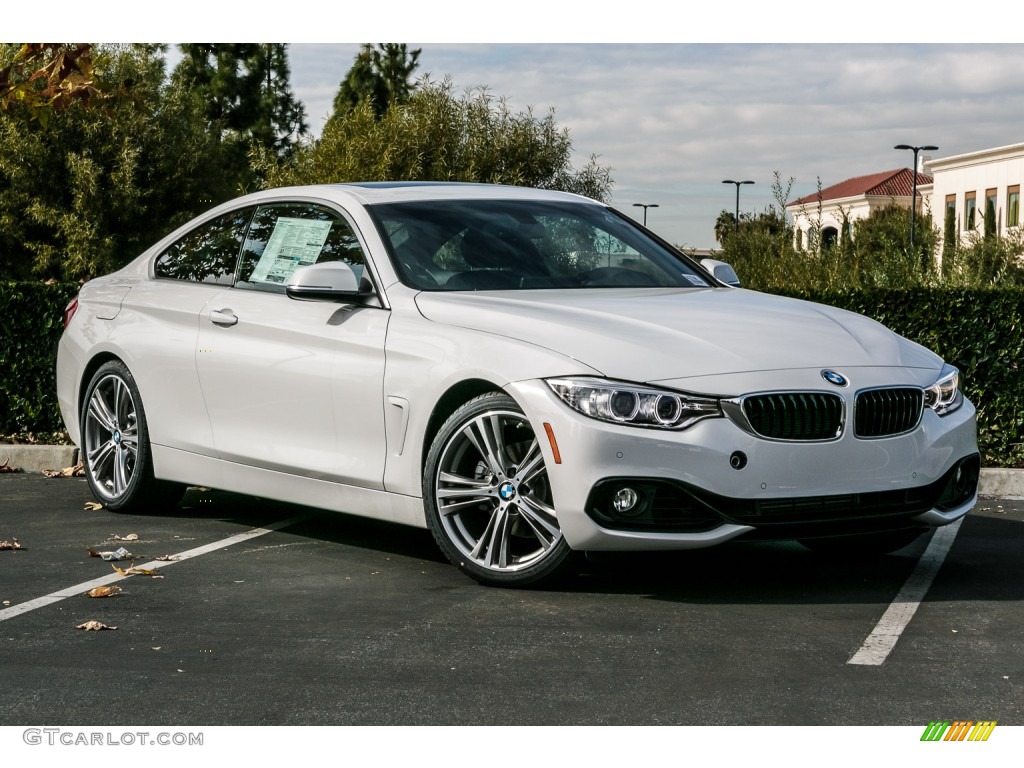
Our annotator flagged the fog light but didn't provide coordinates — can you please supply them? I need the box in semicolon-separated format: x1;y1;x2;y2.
612;487;639;514
952;464;972;495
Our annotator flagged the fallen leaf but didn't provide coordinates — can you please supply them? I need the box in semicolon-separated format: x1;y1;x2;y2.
2;600;10;606
152;646;161;650
111;533;139;542
0;538;24;551
112;562;159;577
43;463;85;478
1003;676;1010;680
154;555;180;561
152;575;164;579
77;620;117;631
86;585;122;598
0;458;22;473
83;501;103;511
177;669;184;673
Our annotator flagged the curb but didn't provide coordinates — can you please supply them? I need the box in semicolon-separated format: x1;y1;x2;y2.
2;443;1023;497
978;468;1024;499
1;444;79;473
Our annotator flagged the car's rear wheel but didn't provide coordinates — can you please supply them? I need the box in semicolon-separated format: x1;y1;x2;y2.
424;393;571;587
799;528;927;556
81;360;182;512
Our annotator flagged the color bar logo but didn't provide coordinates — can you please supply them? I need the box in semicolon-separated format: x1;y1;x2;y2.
921;721;996;741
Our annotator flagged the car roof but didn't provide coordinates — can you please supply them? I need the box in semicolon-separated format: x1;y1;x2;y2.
237;182;600;207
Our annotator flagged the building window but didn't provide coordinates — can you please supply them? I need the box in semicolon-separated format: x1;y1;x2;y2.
795;229;803;250
1008;185;1020;228
944;194;957;245
965;191;977;230
821;226;838;250
984;188;998;237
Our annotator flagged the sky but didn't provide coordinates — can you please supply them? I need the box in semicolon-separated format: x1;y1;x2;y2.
11;3;1024;249
281;43;1024;248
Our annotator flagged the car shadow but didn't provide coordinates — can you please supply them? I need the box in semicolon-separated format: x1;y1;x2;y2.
170;488;1024;605
557;513;1024;605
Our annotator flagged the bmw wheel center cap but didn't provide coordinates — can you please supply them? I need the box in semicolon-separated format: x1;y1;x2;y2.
499;482;517;501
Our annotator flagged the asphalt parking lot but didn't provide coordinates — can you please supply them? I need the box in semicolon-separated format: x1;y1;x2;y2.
1;473;1021;726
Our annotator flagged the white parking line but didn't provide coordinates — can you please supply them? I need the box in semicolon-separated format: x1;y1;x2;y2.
847;518;963;666
0;514;310;623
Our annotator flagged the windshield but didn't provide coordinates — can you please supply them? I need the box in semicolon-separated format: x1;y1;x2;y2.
369;199;713;291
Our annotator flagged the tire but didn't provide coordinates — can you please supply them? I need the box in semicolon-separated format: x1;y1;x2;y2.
423;392;572;587
799;528;927;557
80;360;183;512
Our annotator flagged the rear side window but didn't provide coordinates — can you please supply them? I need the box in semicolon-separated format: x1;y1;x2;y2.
154;207;254;284
235;202;368;293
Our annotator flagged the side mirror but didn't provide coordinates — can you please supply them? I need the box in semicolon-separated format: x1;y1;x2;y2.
700;258;741;287
286;261;362;301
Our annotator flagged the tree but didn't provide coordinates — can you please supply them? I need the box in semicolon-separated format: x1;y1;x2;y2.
984;195;997;239
173;44;307;158
0;44;242;282
714;210;736;247
0;44;117;126
257;78;613;202
332;43;421;118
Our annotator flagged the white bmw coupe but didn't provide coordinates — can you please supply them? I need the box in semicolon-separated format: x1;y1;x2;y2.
57;183;979;586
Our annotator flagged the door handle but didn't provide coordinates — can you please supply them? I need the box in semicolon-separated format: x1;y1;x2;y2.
210;309;238;327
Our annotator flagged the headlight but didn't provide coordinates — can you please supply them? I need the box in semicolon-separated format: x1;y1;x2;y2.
546;377;722;430
924;364;963;416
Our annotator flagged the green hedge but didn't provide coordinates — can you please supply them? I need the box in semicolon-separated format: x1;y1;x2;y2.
0;281;79;436
1;282;1022;467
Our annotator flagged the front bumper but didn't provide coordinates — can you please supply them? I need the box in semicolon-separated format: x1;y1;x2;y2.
508;378;979;552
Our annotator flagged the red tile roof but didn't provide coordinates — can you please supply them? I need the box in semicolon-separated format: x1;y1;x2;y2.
790;168;933;206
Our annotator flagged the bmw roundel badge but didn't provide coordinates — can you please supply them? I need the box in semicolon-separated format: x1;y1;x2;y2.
821;369;848;387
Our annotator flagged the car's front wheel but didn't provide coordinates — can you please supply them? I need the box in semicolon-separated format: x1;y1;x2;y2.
81;360;182;512
423;393;571;587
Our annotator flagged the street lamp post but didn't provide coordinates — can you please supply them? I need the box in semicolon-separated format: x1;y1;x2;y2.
894;144;938;253
722;180;754;231
632;203;659;227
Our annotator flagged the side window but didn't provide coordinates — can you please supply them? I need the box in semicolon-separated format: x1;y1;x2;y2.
235;202;367;292
154;207;253;284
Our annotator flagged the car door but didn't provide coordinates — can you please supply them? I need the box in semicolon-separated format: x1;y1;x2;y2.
195;201;390;488
129;205;255;457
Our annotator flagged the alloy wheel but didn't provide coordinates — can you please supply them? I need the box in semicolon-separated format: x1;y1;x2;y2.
83;373;140;502
434;408;563;574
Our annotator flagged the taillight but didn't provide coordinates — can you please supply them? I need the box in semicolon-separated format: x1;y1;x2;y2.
63;296;79;329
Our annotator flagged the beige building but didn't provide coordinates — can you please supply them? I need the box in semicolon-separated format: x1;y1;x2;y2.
786;168;926;251
785;143;1023;259
919;142;1023;250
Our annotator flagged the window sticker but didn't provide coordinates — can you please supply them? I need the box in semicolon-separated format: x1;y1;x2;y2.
682;273;709;287
250;217;333;284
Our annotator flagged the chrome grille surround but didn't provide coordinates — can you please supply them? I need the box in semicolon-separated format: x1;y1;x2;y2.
722;391;845;442
854;386;924;438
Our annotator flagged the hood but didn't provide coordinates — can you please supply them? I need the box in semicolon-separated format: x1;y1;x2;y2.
414;287;941;383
